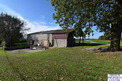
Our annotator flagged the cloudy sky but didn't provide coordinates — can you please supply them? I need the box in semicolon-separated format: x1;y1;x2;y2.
0;0;103;39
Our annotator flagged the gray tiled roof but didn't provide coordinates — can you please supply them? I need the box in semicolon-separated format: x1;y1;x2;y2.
28;29;75;35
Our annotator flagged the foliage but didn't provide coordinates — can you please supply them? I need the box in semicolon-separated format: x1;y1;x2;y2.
74;28;86;43
0;30;4;42
15;42;27;47
51;0;122;51
99;32;111;40
75;28;86;37
99;35;110;40
51;0;121;32
104;32;111;40
99;35;105;40
0;13;28;47
0;40;1;44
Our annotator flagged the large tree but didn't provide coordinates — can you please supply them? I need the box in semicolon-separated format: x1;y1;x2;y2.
75;28;86;43
0;13;26;47
51;0;122;51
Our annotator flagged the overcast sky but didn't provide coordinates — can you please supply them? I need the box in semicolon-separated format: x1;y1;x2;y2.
0;0;103;39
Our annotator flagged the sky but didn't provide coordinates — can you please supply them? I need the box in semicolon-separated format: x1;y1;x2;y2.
0;0;103;39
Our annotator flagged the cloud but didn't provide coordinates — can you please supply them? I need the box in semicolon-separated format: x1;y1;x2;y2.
0;4;60;34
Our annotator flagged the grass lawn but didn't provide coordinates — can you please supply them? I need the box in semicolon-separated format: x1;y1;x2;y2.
87;39;122;45
0;44;122;81
87;39;110;44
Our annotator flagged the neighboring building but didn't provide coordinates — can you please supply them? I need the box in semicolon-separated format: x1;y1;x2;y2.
27;29;75;48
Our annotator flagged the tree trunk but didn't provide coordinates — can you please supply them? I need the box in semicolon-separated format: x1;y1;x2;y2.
79;36;81;43
110;22;121;51
82;37;84;43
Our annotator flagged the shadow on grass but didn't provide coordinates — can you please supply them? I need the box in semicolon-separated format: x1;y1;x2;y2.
75;43;104;46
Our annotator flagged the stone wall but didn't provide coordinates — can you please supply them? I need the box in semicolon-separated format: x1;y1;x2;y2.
27;34;52;46
27;33;75;48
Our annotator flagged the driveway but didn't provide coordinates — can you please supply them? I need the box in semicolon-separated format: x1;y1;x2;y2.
6;49;43;54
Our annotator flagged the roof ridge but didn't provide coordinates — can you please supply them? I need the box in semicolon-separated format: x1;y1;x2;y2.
28;28;75;35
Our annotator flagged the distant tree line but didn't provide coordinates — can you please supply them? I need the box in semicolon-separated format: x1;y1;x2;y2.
99;32;111;40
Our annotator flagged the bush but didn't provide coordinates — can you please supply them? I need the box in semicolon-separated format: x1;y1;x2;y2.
5;41;29;50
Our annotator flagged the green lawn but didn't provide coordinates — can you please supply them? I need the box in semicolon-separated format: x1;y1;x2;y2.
0;44;122;81
76;39;110;44
87;39;110;44
87;39;122;45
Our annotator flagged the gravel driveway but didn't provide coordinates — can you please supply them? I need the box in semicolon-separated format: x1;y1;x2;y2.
6;49;43;54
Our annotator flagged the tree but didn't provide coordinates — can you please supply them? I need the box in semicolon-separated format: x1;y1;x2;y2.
0;13;26;47
99;35;105;40
104;32;111;40
0;39;1;43
99;32;111;40
51;0;122;51
75;28;86;43
0;34;4;43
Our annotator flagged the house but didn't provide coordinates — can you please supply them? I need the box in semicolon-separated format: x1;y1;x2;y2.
27;29;75;48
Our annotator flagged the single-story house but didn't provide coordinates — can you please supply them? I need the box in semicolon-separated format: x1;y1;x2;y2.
27;29;75;48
